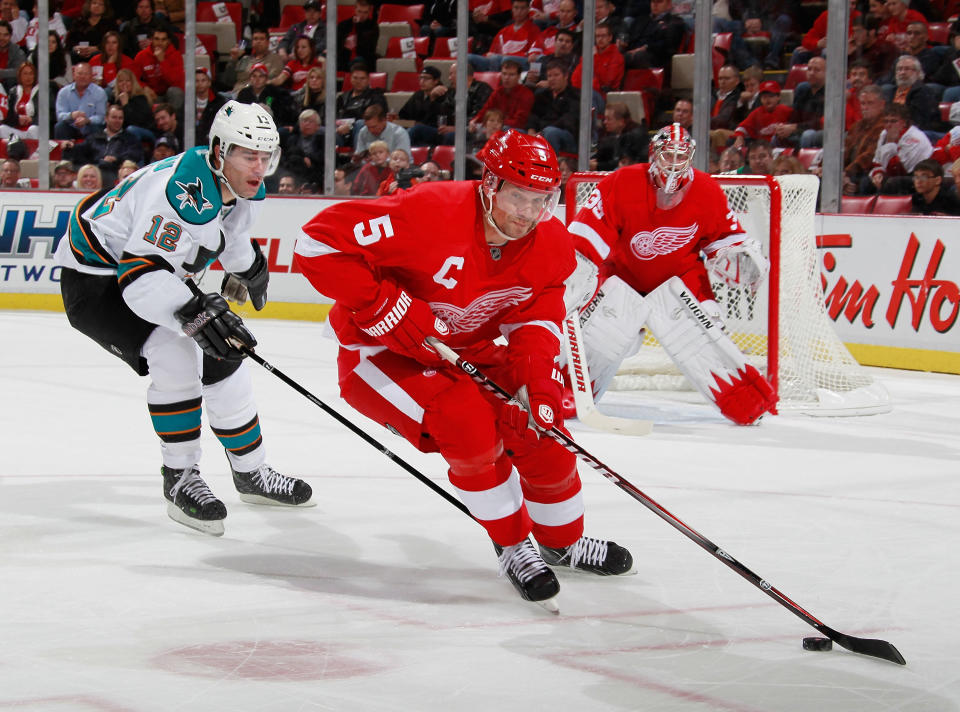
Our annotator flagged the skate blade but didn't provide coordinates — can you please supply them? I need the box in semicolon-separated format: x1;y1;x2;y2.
237;492;316;507
166;502;225;537
535;596;560;615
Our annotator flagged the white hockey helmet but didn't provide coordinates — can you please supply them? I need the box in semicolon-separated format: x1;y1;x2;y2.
650;123;695;195
207;100;281;189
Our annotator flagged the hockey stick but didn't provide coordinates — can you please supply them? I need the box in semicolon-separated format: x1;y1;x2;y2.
562;314;653;436
426;336;906;666
236;343;474;519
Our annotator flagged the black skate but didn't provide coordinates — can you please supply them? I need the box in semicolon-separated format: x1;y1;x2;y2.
232;464;314;507
540;536;633;575
494;538;560;613
162;465;227;537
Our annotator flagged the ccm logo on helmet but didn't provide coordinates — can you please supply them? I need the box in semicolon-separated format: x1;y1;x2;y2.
530;174;554;183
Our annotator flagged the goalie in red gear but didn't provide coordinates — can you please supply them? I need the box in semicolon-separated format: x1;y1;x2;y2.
294;130;633;608
566;123;776;425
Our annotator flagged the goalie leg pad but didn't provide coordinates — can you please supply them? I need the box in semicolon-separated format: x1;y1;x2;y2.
573;275;650;400
645;277;776;425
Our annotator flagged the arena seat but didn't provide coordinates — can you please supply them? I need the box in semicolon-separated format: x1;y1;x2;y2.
872;194;913;214
840;195;877;214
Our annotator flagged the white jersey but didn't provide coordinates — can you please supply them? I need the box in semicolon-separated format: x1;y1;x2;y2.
54;147;264;332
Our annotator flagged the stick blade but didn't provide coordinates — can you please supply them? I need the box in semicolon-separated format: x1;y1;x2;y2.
821;626;907;665
578;408;653;436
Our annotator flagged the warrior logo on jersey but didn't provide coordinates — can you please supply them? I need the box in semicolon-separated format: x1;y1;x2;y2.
174;178;213;214
629;223;699;260
430;286;533;334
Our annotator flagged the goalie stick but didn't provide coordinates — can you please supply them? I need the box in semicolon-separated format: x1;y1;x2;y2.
563;314;653;436
427;336;907;666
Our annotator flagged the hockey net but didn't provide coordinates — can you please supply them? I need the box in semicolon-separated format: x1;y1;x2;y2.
564;172;890;416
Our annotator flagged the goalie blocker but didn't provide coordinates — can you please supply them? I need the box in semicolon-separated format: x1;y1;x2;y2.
579;275;776;425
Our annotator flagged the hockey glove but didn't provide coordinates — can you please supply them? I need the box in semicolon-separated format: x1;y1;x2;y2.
176;291;257;361
705;237;768;293
221;239;269;310
354;281;449;366
501;363;565;437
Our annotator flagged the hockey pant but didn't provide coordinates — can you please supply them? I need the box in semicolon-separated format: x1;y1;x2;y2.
337;345;585;548
60;268;266;471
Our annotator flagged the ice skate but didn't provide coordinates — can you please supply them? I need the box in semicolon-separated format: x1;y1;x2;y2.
232;464;314;507
494;538;560;613
162;465;227;537
540;536;633;575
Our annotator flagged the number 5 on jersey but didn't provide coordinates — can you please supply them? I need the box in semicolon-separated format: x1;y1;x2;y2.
354;215;394;246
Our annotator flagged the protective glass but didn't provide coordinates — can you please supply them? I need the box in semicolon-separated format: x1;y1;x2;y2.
484;174;560;224
224;142;281;177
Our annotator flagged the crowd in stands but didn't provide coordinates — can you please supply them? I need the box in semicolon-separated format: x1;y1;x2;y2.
3;0;960;213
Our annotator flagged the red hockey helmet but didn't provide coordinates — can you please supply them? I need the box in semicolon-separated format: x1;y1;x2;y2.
476;130;562;193
649;123;696;196
476;130;561;238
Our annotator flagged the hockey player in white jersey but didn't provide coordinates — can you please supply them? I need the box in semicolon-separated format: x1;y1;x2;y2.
55;100;314;536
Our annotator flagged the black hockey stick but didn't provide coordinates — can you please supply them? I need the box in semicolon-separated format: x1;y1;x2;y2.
183;280;472;520
237;343;474;519
426;337;906;666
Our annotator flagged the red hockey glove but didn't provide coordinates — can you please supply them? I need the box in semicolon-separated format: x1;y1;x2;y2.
501;364;565;437
354;281;449;366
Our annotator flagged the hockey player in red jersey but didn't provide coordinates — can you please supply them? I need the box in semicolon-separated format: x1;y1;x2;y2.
294;130;632;609
566;123;777;425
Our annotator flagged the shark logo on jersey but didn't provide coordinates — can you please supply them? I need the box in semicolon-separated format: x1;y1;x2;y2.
629;223;699;260
174;178;213;214
430;286;533;334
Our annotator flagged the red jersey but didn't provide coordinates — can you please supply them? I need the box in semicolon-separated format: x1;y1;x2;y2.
282;58;322;91
488;20;541;57
567;165;744;299
90;53;135;87
294;181;575;357
571;44;625;94
134;45;185;95
734;103;794;140
472;84;535;129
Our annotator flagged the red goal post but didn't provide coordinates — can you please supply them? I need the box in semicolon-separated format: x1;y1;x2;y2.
563;172;891;416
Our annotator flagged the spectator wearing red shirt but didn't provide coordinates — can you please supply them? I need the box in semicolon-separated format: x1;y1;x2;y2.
272;35;323;92
879;0;928;51
134;27;184;111
533;0;581;56
468;0;541;71
732;81;794;148
792;0;861;66
90;30;135;90
571;20;624;96
469;58;534;130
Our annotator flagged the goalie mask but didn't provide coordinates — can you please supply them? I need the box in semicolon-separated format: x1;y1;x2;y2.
649;123;695;208
207;100;281;200
475;130;561;241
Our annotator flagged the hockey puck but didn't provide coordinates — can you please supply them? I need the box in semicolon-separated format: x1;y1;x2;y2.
802;637;833;651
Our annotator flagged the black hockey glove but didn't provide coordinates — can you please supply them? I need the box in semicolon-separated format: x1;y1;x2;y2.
221;239;269;310
175;291;257;361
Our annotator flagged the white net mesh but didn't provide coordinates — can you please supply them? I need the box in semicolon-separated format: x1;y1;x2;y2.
565;173;890;415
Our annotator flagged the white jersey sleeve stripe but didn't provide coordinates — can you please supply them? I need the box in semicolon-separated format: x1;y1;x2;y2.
568;221;611;261
294;232;341;258
353;356;426;424
524;492;585;527
451;467;524;522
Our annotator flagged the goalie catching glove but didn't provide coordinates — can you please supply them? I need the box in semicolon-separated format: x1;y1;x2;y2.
176;291;257;361
354;281;449;366
221;239;269;310
703;236;768;293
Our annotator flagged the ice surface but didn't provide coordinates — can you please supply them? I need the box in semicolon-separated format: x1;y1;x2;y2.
1;311;957;711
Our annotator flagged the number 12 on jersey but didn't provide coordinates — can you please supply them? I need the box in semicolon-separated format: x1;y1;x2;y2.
143;215;183;252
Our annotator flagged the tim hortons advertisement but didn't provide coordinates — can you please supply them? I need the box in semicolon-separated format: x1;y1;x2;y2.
1;191;957;372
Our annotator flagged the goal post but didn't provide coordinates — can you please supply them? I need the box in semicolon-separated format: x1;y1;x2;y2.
564;172;891;416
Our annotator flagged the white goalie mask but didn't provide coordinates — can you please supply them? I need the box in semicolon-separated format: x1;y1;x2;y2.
207;100;281;199
650;123;695;208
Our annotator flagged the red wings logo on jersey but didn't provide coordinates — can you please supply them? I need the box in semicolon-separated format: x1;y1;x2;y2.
629;223;699;260
430;286;533;334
